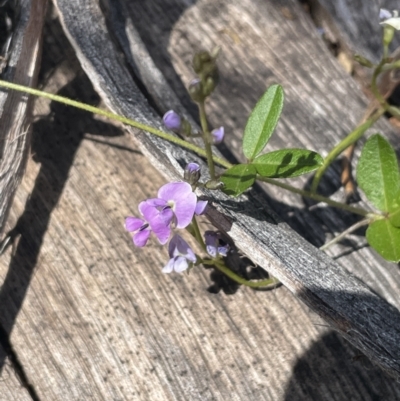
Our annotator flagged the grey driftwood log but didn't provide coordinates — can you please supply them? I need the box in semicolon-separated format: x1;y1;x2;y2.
1;0;400;399
50;0;400;379
0;0;47;233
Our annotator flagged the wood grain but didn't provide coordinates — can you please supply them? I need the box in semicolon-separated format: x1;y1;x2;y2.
1;0;400;399
51;0;400;377
0;0;47;234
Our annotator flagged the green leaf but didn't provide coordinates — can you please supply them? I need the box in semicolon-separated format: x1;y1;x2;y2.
356;134;400;212
220;164;257;196
366;219;400;262
252;149;323;178
242;85;284;160
388;191;400;227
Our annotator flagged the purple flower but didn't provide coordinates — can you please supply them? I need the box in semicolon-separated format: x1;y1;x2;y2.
184;162;201;185
125;201;171;247
211;126;224;144
195;200;208;215
162;234;196;273
163;110;181;131
146;182;197;229
204;231;229;258
379;9;400;29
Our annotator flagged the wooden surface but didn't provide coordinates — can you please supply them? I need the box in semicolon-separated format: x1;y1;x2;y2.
0;0;47;233
0;1;400;400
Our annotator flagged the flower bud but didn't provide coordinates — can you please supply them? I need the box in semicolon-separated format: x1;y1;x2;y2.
204;231;229;258
163;110;181;131
353;54;374;68
184;162;201;185
193;51;213;74
383;24;395;47
211;126;224;144
188;78;204;103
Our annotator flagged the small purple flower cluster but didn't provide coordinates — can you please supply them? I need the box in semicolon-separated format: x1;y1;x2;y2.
125;179;207;273
163;110;225;144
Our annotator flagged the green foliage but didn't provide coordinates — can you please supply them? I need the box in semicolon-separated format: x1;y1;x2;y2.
357;134;400;212
252;149;323;178
357;134;400;261
389;206;400;228
242;85;284;160
220;164;256;196
366;220;400;262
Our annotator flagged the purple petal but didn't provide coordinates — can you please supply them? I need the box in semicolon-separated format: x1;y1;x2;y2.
146;198;167;207
158;182;193;201
163;110;181;131
173;195;197;228
162;258;175;274
186;162;200;174
218;244;229;257
158;182;197;228
125;217;145;232
195;200;208;215
380;8;392;21
151;220;171;245
168;234;180;257
139;201;171;244
205;231;218;257
172;234;196;262
159;207;174;226
172;256;190;273
211;126;224;144
139;201;159;221
133;229;151;247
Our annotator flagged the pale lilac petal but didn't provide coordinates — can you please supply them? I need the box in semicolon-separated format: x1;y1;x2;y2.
173;235;196;262
380;8;392;21
125;217;145;232
146;198;167;207
152;221;171;245
167;234;180;257
162;258;175;273
173;193;197;228
205;231;229;258
186;163;200;174
195;200;208;215
159;207;174;226
133;229;151;247
218;244;229;257
158;182;193;201
158;182;197;228
163;110;181;131
139;201;159;221
173;256;190;273
184;163;201;184
211;126;224;144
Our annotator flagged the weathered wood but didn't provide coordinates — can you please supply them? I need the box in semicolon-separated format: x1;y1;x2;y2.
0;0;47;234
2;58;400;400
316;0;400;62
49;0;400;378
1;1;400;399
0;343;32;401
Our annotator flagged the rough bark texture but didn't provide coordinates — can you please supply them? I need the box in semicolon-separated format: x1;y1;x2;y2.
0;0;47;234
0;0;399;399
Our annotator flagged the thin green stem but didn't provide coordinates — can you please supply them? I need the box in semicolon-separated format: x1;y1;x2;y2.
381;60;400;72
371;59;388;107
0;79;229;168
258;176;380;218
198;101;216;179
202;259;280;288
311;107;385;193
190;216;207;252
319;217;374;251
0;79;377;220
